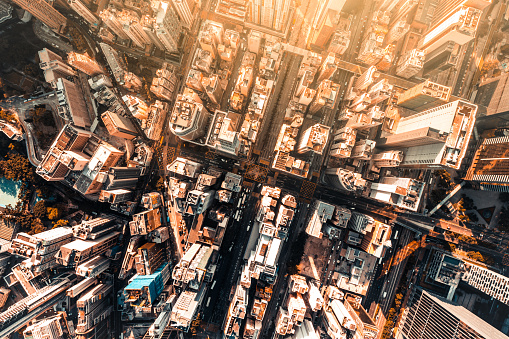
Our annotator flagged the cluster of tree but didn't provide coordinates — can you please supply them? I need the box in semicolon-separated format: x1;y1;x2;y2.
0;109;16;124
286;231;308;275
497;193;509;232
466;251;495;265
430;170;454;205
445;230;496;250
3;204;44;235
381;293;404;339
29;107;54;127
0;152;35;183
33;200;64;222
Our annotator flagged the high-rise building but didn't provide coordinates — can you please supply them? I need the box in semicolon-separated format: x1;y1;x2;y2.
98;189;132;203
462;263;509;305
151;63;178;101
169;94;212;142
317;54;337;82
202;74;224;104
305;200;335;238
140;15;165;51
205;110;241;157
9;228;74;285
354;66;379;92
23;313;73;339
465;136;509;191
474;72;509;126
430;0;491;29
172;0;193;28
372;150;404;167
422;41;460;77
324;168;366;192
419;6;482;53
36;124;93;181
396;49;425;79
67;52;104;76
11;0;66;32
397;80;451;111
224;283;248;338
117;9;152;48
56;78;91;129
38;48;76;88
100;7;130;40
249;0;294;31
297;124;330;155
398;288;507;339
392;100;477;169
170;290;203;332
130;208;162;235
101;111;138;140
73;143;124;196
155;3;182;53
76;284;113;337
309;80;339;114
55;232;120;267
328;28;350;55
68;0;99;27
99;42;126;84
309;7;339;50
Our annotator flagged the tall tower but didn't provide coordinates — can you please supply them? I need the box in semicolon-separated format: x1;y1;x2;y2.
155;3;182;53
11;0;67;32
68;0;99;27
100;7;130;40
172;0;193;28
399;288;507;339
67;52;104;76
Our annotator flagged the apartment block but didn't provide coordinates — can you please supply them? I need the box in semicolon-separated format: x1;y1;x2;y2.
396;49;424;79
130;208;162;236
463;264;509;305
297;124;330;155
38;48;76;88
397;80;451;111
55;232;120;267
101;111;138;140
12;0;66;32
67;52;103;76
368;177;425;212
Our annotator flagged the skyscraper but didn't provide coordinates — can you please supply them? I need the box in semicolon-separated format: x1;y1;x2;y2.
68;0;99;27
398;288;507;339
172;0;193;28
99;7;130;40
390;100;477;169
67;52;104;76
11;0;67;32
248;0;294;31
155;2;182;53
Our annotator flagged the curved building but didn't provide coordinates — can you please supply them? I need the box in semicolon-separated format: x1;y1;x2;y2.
324;168;366;192
169;94;211;142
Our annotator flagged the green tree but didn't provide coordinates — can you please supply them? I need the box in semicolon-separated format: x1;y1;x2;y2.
0;153;35;182
52;219;68;228
33;200;46;219
498;206;509;232
47;207;60;221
